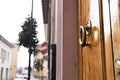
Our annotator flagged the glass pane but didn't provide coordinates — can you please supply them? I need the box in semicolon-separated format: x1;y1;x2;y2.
110;0;120;80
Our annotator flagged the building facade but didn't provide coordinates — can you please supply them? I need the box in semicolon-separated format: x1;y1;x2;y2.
10;43;19;80
0;35;14;80
33;50;48;80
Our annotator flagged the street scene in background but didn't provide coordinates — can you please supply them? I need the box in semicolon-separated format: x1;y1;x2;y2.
0;0;120;80
0;0;47;80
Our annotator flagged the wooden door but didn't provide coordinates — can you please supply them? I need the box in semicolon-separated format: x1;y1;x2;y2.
78;0;115;80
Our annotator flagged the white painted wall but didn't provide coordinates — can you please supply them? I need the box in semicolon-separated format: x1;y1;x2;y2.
0;39;13;80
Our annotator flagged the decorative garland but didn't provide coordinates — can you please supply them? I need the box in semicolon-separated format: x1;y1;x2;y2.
34;59;44;71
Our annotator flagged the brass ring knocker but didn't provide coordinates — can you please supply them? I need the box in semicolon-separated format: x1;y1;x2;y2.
79;20;92;47
79;26;86;47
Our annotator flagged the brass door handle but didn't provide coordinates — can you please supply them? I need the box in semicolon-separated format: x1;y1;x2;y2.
79;20;92;47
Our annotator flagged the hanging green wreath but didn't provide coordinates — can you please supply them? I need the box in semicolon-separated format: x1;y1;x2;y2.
34;59;44;71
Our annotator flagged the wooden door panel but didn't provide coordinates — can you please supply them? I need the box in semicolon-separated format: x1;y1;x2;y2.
102;0;115;80
78;0;103;80
78;0;115;80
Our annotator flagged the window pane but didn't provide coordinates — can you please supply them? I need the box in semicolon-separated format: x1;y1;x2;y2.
110;0;120;79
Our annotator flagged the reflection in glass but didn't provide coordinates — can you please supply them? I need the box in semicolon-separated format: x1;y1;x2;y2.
110;0;120;80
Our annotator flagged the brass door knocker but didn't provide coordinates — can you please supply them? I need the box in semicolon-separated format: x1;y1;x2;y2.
79;20;92;47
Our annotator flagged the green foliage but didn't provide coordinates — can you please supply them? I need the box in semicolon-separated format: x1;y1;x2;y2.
34;59;44;71
18;16;39;54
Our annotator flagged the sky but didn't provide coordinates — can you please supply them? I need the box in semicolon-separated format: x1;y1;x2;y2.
0;0;45;67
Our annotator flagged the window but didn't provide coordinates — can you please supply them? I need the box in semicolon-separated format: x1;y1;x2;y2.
1;67;3;80
1;49;6;63
6;68;8;80
7;53;9;61
110;0;120;79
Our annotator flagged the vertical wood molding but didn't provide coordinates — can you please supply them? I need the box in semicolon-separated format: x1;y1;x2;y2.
78;0;83;80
